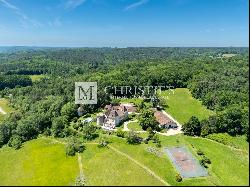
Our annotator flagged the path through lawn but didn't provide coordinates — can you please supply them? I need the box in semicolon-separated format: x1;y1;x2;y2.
42;137;169;185
108;145;170;186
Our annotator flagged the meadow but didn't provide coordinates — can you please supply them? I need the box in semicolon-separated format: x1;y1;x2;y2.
0;134;248;186
160;88;215;124
0;138;79;186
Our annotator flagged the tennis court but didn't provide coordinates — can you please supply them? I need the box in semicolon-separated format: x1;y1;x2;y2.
164;147;208;178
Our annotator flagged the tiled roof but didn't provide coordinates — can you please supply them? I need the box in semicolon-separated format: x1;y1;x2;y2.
154;111;175;126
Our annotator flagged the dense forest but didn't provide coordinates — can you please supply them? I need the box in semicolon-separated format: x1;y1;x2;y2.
0;47;248;148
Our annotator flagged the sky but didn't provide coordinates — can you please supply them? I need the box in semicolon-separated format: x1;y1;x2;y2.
0;0;249;47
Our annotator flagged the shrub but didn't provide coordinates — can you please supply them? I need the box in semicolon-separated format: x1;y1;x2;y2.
152;134;160;143
175;173;182;182
197;149;204;155
126;131;142;144
116;128;125;138
143;139;148;144
8;135;22;150
98;136;109;148
199;156;211;168
66;138;86;156
156;141;162;148
203;156;211;164
147;127;155;140
199;159;208;168
66;144;76;156
206;133;235;147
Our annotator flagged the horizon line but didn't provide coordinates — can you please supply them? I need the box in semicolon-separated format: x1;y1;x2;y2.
0;45;249;48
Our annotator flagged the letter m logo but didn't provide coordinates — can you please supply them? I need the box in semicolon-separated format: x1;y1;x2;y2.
75;82;97;104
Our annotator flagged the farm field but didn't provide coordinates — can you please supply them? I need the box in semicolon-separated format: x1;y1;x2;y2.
160;88;215;124
0;134;248;186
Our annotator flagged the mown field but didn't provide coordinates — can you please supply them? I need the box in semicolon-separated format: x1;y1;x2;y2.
109;135;249;186
0;134;248;186
127;121;143;131
0;138;79;186
160;88;215;124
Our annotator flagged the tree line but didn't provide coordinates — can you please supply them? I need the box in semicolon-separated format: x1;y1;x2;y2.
0;47;248;148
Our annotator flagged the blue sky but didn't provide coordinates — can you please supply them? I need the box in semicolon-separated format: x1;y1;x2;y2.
0;0;249;47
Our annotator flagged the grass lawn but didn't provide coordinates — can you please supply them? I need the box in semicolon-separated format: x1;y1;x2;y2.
81;144;164;186
29;75;46;82
0;138;79;186
0;138;163;186
0;134;248;186
109;134;249;186
109;136;214;186
127;121;143;131
160;88;215;124
182;136;249;186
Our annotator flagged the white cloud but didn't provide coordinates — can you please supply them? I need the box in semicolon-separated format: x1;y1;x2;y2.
124;0;149;11
0;0;18;10
0;0;43;28
65;0;87;10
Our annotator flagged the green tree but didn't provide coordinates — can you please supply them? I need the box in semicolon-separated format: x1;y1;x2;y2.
16;118;38;141
139;109;159;131
200;116;218;137
51;116;68;138
0;122;13;147
82;124;97;140
66;138;86;156
182;116;201;136
218;106;247;136
61;102;77;121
